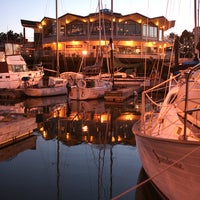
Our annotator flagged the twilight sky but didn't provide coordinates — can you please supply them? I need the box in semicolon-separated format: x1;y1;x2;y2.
0;0;196;41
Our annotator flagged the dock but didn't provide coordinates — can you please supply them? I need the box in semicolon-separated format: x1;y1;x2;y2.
104;86;142;102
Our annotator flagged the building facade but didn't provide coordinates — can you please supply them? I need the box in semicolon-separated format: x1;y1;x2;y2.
21;9;175;62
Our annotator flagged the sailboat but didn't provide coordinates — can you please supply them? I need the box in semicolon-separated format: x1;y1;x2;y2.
132;63;200;199
131;2;200;199
68;0;112;100
23;0;68;97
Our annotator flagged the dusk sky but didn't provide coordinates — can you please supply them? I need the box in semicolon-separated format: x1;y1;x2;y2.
0;0;195;41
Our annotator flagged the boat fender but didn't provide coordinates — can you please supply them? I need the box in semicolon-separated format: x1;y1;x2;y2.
77;79;86;88
81;91;85;97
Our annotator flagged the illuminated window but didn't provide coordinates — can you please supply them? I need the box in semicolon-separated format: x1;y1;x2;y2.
118;20;141;36
66;20;86;36
90;19;113;35
143;24;158;38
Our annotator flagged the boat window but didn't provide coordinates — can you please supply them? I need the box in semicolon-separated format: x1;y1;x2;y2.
55;80;64;84
86;80;95;88
11;65;28;72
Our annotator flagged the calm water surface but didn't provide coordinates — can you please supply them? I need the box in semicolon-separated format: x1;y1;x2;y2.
0;96;162;200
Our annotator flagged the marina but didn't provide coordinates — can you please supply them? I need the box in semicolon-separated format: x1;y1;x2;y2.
1;0;200;199
0;95;163;200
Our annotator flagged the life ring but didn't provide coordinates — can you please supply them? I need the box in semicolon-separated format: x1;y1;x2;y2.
77;79;86;88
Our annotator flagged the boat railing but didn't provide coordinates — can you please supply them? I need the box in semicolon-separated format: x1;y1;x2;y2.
183;63;200;139
140;62;200;136
141;73;181;126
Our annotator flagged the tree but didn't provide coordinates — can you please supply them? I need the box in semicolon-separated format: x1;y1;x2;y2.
179;30;194;58
0;30;24;43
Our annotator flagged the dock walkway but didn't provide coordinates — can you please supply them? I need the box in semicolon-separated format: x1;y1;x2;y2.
104;86;143;102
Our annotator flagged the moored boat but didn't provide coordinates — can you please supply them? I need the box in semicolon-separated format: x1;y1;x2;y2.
132;64;200;199
0;43;44;89
68;77;112;100
23;76;67;97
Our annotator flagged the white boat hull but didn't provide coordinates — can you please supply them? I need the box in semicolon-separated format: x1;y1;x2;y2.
0;52;44;89
69;78;112;100
24;86;67;97
134;123;200;200
69;86;109;100
0;71;43;89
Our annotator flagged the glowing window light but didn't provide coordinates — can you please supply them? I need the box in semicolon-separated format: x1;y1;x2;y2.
82;50;88;56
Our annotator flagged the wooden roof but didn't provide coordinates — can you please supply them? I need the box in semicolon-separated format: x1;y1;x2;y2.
21;11;175;31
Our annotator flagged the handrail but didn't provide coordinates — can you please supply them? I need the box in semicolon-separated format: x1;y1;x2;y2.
141;73;180;123
183;63;200;139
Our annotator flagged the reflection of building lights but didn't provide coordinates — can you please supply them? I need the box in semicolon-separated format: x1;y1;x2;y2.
111;136;115;142
118;136;122;142
42;131;48;139
82;125;88;132
100;114;109;123
66;132;70;140
89;136;94;142
83;135;88;141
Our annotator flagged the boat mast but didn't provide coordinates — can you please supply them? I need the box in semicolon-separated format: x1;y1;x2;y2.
194;0;200;56
56;0;60;76
98;0;102;57
110;0;115;89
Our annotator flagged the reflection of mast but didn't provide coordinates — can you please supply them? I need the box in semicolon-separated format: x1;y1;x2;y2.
97;146;106;200
109;142;113;199
57;112;61;200
56;135;60;200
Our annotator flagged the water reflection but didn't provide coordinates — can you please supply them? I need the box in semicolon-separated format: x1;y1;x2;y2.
35;99;140;147
0;96;161;200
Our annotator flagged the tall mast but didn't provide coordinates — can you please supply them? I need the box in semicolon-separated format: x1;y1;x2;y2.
56;0;59;76
98;0;102;56
110;0;114;89
111;0;113;39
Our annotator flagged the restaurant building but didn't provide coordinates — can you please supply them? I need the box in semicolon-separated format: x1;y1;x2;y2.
21;9;175;72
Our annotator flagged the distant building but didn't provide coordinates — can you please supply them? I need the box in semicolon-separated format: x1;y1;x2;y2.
21;9;175;61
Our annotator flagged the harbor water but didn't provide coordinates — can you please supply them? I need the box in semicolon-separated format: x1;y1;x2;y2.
0;96;162;200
